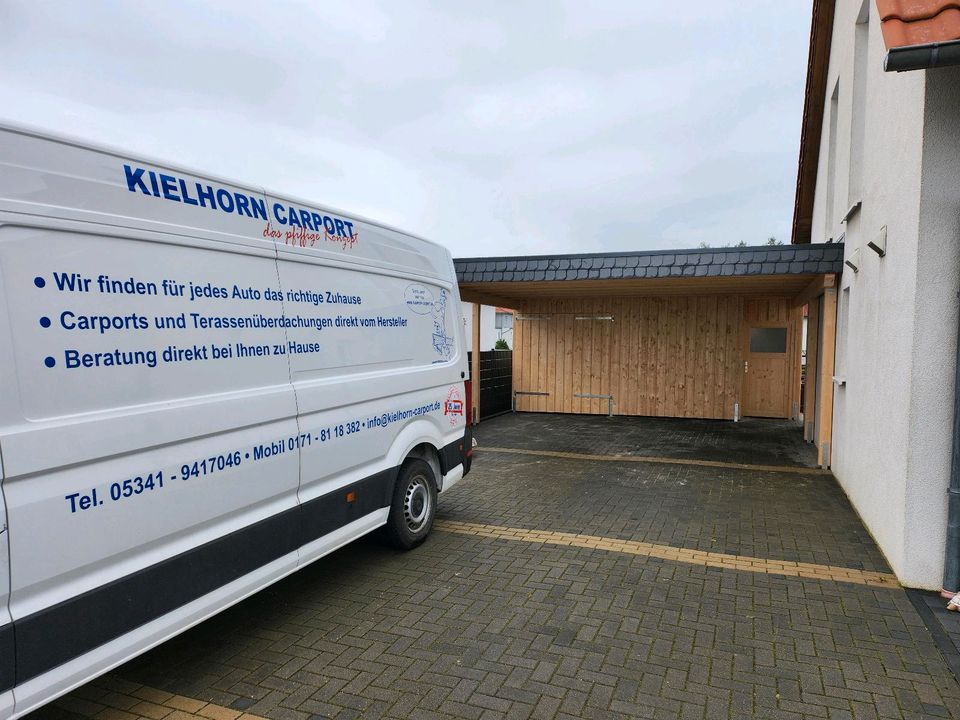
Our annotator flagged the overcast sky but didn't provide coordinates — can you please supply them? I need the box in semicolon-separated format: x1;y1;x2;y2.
0;1;812;257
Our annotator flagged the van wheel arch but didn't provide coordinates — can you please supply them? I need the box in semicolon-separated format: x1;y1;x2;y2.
403;442;442;490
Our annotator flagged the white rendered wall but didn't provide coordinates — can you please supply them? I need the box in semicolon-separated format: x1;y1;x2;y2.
463;303;514;352
904;68;960;589
811;0;935;586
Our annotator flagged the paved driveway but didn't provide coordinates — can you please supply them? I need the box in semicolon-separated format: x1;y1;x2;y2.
33;414;960;720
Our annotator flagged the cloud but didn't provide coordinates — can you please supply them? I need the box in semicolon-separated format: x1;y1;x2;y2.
0;0;812;257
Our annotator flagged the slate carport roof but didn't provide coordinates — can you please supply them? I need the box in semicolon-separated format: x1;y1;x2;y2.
455;243;844;284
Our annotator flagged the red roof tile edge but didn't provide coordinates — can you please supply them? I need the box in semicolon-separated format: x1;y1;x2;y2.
877;1;960;48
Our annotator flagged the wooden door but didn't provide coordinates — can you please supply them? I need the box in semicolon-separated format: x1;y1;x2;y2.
742;322;790;418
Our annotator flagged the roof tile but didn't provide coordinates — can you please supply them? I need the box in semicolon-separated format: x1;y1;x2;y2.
454;243;844;285
877;1;960;48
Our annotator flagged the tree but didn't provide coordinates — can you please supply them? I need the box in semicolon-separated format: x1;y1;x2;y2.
767;236;783;245
494;338;510;350
700;238;752;250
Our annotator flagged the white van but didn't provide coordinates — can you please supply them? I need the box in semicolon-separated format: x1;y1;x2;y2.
0;123;472;718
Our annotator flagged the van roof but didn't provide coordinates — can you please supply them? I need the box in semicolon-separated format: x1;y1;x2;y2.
0;119;446;254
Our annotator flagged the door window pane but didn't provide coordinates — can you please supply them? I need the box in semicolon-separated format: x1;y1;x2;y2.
750;327;787;353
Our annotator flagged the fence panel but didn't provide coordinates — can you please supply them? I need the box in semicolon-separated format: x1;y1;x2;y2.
467;350;513;420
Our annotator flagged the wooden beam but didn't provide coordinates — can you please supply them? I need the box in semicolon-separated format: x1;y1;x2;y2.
460;274;818;300
471;302;481;424
458;287;524;309
792;273;836;308
817;287;838;467
792;0;837;245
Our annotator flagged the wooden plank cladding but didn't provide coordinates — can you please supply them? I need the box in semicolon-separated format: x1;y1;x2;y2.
512;296;801;420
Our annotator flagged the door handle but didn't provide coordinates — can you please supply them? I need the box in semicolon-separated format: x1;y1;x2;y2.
744;361;749;373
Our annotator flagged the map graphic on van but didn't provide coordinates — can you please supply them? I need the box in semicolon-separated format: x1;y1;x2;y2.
431;289;455;360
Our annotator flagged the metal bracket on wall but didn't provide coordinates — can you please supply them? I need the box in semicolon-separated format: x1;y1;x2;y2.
512;390;549;412
575;393;614;417
840;200;862;224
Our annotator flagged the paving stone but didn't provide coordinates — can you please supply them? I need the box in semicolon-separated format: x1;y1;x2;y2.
25;415;960;720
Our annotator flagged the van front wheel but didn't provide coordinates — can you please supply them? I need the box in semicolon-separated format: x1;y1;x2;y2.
384;459;438;549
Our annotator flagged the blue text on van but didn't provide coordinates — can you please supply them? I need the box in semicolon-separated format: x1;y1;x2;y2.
123;165;355;236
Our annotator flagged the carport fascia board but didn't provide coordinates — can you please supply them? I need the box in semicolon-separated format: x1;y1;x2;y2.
460;274;826;302
459;286;526;309
792;272;838;308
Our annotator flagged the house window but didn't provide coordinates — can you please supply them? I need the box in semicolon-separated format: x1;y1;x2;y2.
825;80;840;238
849;0;869;206
836;287;851;377
495;310;513;331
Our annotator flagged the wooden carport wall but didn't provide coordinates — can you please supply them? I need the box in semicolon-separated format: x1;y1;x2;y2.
458;257;841;468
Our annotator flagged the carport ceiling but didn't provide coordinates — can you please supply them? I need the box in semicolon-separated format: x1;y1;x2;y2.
455;243;844;306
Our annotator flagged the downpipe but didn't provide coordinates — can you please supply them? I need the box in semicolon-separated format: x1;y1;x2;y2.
942;289;960;597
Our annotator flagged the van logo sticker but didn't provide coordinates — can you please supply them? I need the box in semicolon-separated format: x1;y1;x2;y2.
404;284;434;315
444;386;464;425
122;164;359;250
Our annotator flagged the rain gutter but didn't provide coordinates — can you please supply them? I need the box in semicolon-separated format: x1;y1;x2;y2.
885;40;960;72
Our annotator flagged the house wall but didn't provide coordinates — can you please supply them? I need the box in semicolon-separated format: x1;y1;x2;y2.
814;0;960;588
463;303;513;351
512;295;800;420
905;68;960;588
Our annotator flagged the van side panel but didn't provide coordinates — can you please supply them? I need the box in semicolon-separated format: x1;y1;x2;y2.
0;125;470;715
273;217;467;523
0;460;14;714
0;223;301;685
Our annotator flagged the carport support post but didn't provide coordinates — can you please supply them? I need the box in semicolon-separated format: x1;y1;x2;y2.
471;302;481;425
817;288;837;468
804;304;820;442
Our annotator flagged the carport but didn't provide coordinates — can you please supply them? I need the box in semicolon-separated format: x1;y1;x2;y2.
456;243;845;467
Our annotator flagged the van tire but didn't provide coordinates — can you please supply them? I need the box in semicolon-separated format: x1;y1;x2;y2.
384;458;438;550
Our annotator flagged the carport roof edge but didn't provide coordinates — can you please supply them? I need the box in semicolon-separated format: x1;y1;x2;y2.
455;242;844;284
